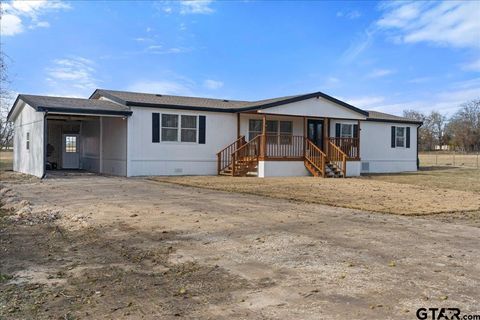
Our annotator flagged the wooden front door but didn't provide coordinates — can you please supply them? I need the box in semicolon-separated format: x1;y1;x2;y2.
307;119;324;150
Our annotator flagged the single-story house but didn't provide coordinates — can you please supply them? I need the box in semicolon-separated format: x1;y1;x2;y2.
7;89;422;178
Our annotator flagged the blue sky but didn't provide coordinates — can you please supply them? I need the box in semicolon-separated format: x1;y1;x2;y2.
1;0;479;116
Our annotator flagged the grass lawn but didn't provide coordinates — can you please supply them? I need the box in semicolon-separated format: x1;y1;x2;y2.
0;151;13;171
152;167;480;216
359;166;480;193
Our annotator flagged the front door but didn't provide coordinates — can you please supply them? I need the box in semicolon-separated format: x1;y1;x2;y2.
307;119;324;150
62;134;80;169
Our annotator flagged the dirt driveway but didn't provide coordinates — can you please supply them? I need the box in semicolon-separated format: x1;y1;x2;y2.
1;174;479;319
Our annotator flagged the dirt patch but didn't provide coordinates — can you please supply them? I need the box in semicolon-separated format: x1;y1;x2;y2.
0;210;250;319
152;176;480;215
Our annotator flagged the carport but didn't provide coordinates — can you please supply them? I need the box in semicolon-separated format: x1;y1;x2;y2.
8;95;132;178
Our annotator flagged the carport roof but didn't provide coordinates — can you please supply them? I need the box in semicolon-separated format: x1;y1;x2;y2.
8;94;133;121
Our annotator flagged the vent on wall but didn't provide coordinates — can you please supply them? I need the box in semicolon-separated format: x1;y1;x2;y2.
361;162;370;172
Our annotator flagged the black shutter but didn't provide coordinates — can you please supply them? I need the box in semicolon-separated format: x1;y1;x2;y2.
406;127;410;148
353;124;359;138
391;126;396;148
152;113;160;143
198;115;206;144
335;123;341;137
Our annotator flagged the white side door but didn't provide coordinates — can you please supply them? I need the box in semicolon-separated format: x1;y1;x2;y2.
62;134;80;169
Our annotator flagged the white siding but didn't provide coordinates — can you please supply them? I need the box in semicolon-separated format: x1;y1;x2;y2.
360;121;418;173
258;161;309;177
127;107;237;176
259;96;366;120
13;102;45;177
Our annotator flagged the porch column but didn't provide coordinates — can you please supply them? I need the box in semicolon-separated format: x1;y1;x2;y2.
261;114;267;160
237;113;241;138
324;117;329;157
357;120;361;160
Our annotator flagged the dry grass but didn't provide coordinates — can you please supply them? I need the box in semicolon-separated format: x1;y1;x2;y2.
152;169;480;215
360;167;480;193
0;151;13;171
419;153;479;168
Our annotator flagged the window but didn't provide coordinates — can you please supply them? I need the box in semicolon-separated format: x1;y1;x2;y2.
161;114;198;142
395;127;406;147
248;119;293;142
161;114;179;141
65;136;77;153
340;124;354;138
181;115;197;142
279;121;293;144
26;132;30;150
248;119;262;140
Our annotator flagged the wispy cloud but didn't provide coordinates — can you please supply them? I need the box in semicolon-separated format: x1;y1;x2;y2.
408;77;431;84
377;1;480;49
203;79;223;90
341;29;375;63
366;68;395;79
154;0;214;15
461;58;480;72
336;10;361;19
180;0;214;14
0;0;70;36
45;57;98;97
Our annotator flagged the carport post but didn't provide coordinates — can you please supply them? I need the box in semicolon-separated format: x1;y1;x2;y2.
42;112;48;178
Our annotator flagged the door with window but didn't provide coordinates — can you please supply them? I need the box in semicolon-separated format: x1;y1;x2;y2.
307;119;324;150
62;134;80;169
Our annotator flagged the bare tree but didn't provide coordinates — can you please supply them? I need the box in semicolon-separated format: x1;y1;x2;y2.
0;49;14;150
446;99;480;152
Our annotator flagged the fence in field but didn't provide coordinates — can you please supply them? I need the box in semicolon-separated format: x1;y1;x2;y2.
419;152;480;168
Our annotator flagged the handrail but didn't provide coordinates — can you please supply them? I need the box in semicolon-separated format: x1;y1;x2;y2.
327;141;347;178
217;135;245;174
305;138;327;177
231;135;261;176
328;137;359;160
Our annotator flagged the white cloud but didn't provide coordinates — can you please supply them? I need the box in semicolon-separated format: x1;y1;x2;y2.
341;29;375;63
366;69;395;79
180;0;214;14
408;77;431;84
45;57;98;97
343;96;385;108
0;0;70;36
461;58;480;72
0;14;23;36
203;79;223;90
127;80;194;96
377;1;480;49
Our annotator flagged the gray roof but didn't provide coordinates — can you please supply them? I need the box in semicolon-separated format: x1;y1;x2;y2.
90;89;369;116
9;90;421;125
8;94;132;120
367;110;422;124
91;89;303;110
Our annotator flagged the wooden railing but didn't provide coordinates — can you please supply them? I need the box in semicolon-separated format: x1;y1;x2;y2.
231;135;261;176
217;136;246;174
328;137;359;160
265;135;304;159
305;138;327;177
327;141;347;178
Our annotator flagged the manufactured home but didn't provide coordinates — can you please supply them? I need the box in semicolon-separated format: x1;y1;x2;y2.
7;89;422;178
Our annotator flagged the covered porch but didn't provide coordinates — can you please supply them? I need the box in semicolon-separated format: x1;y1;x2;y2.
217;112;361;178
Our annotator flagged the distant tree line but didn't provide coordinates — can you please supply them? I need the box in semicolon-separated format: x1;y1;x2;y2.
403;99;480;152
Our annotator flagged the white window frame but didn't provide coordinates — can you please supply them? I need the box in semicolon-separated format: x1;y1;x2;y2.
395;126;406;148
161;114;198;143
340;123;354;138
26;132;30;150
